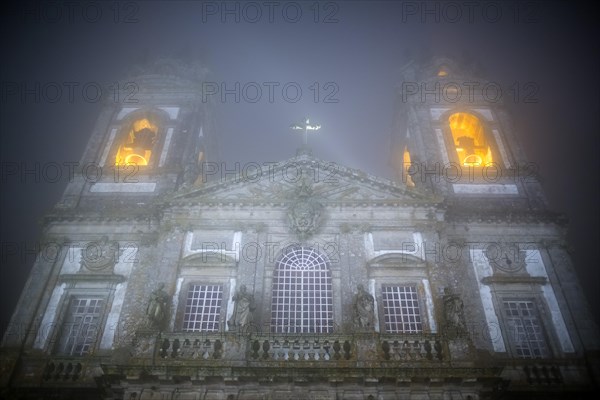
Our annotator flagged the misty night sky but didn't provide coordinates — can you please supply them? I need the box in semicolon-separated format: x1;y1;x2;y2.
1;1;598;337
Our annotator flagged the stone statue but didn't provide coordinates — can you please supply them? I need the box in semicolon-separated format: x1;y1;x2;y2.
353;284;375;329
228;285;255;330
443;287;467;335
146;283;170;328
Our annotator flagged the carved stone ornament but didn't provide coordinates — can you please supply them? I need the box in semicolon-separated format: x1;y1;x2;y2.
287;179;324;241
146;283;170;329
442;287;467;336
484;242;526;274
227;285;256;330
80;236;119;272
353;284;375;330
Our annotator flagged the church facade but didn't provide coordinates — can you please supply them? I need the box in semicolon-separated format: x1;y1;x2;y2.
1;58;598;399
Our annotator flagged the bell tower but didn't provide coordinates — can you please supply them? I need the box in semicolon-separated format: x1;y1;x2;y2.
392;57;547;211
57;58;218;209
391;58;600;385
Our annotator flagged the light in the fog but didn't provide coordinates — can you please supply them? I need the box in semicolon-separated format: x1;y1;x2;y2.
448;112;493;167
115;118;158;166
403;147;415;187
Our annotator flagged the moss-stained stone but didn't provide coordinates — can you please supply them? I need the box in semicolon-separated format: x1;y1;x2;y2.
2;57;598;400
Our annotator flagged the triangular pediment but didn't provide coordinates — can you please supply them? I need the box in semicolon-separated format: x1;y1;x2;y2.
169;154;439;206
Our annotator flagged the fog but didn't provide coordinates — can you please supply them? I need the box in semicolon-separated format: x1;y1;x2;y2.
1;1;598;336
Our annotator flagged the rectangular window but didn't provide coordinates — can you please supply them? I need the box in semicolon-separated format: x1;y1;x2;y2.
58;297;105;356
381;285;422;333
183;284;223;332
503;300;549;358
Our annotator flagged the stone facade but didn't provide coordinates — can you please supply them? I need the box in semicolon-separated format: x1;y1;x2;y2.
1;58;599;399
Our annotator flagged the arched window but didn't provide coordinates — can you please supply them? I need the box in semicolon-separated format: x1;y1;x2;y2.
448;112;493;167
271;246;333;333
115;116;160;166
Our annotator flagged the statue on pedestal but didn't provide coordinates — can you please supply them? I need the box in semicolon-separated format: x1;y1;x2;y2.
353;284;375;330
228;285;255;330
443;287;467;336
146;283;170;329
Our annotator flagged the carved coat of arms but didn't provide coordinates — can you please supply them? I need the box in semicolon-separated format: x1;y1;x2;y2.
80;236;119;273
287;179;323;241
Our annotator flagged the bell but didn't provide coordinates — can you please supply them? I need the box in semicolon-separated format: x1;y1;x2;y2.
124;150;148;166
462;154;483;166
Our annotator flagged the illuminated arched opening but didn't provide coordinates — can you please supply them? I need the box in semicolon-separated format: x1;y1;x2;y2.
448;112;493;167
115;118;159;166
403;146;415;187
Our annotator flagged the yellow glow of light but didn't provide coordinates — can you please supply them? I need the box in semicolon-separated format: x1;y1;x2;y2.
403;146;415;187
124;153;149;166
132;118;154;132
448;112;493;167
115;118;158;166
437;67;448;77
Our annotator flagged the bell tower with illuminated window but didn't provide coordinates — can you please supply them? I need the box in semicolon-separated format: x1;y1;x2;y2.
114;115;160;167
391;56;600;390
57;58;218;209
392;57;547;211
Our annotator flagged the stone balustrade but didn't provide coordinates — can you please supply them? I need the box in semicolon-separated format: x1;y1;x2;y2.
43;359;84;381
248;335;353;361
155;332;449;363
522;363;563;385
379;335;445;361
157;332;225;360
